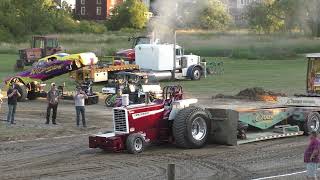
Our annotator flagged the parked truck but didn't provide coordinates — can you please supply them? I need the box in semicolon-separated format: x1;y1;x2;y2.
135;43;206;80
89;54;320;154
75;43;205;83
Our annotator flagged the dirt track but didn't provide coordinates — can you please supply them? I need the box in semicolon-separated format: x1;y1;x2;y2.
0;96;310;180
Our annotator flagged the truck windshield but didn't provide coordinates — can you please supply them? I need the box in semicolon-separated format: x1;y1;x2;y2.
176;48;183;56
135;38;150;45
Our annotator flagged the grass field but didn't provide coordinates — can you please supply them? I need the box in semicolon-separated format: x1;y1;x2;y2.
2;31;320;59
0;54;307;96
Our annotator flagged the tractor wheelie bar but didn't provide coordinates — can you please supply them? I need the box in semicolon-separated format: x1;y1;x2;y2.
89;54;320;154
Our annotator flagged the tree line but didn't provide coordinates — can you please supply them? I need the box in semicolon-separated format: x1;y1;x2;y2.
2;0;320;42
0;0;233;42
246;0;320;36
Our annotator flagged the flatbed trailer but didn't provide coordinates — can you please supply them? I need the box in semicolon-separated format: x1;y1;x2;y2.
207;103;320;146
70;56;140;83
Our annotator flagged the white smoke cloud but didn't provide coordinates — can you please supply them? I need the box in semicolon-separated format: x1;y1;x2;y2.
149;0;206;42
149;0;228;42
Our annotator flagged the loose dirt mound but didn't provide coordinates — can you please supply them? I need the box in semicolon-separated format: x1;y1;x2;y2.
214;87;287;101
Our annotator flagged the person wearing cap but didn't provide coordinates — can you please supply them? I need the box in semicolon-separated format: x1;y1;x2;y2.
304;131;320;180
46;83;60;125
74;86;88;127
6;83;21;125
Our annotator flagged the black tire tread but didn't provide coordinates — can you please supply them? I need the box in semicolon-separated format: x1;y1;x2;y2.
105;95;114;107
27;91;38;100
191;67;201;80
15;84;28;102
173;106;207;148
126;133;145;154
304;112;320;135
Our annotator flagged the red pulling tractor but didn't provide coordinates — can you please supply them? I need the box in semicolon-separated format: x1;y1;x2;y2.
89;85;209;153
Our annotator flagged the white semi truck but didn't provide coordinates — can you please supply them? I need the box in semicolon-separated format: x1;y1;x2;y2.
135;44;206;81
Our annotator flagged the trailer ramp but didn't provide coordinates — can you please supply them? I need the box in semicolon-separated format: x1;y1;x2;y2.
238;125;304;145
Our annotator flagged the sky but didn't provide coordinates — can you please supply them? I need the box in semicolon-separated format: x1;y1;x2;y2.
63;0;75;8
64;0;75;4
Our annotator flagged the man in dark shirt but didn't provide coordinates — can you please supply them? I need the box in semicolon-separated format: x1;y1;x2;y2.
7;84;21;125
46;83;60;125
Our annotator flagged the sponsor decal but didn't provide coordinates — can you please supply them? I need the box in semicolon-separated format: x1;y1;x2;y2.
253;112;274;123
132;108;164;119
31;64;65;75
285;98;315;105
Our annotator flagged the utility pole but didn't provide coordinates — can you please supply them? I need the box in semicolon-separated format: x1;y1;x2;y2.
171;30;176;80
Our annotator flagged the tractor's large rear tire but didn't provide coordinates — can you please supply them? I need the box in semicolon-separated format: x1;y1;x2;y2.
15;84;28;102
126;133;145;154
304;112;320;135
173;106;210;148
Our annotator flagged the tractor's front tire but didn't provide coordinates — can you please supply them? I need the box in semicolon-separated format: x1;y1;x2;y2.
173;106;209;148
304;112;320;135
126;133;145;154
15;84;28;102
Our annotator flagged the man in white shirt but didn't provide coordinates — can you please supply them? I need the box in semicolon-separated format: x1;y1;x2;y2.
74;87;88;127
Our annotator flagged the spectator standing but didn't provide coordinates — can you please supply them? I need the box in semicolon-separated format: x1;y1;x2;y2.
7;84;21;125
46;83;60;125
74;87;88;127
0;89;3;109
304;131;320;180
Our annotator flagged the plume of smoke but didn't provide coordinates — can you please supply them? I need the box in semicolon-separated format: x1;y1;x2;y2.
149;0;217;43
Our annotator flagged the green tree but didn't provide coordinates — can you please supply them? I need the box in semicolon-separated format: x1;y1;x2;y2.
108;0;148;30
304;0;320;37
246;0;284;34
198;0;231;30
245;0;320;36
271;0;304;32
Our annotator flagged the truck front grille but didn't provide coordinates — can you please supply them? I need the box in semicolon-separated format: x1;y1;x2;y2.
113;108;128;133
